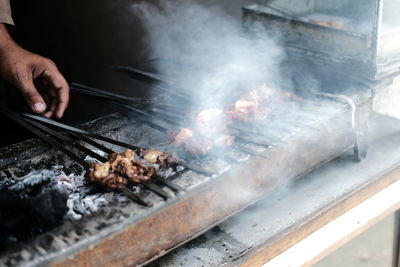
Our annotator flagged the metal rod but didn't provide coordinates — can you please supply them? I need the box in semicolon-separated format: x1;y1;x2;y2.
71;82;155;103
22;113;215;175
111;66;191;101
177;160;214;176
393;209;400;267
2;109;89;168
68;132;115;155
121;104;181;127
23;118;109;163
141;181;171;199
21;113;144;151
6;110;161;207
235;145;270;160
120;186;151;207
234;135;272;148
153;176;186;193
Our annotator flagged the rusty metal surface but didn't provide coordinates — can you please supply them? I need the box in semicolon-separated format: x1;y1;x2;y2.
0;91;371;267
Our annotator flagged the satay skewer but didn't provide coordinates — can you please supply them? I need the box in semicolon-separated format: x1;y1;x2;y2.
22;113;214;176
2;109;151;206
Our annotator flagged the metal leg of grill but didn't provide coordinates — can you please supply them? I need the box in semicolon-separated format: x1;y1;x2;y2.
393;209;400;267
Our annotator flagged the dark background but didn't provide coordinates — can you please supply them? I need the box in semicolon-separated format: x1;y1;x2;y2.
1;0;252;147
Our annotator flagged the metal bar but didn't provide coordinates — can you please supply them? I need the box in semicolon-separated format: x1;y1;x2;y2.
234;135;271;148
22;113;215;176
6;111;157;207
23;118;109;163
141;181;171;199
111;66;179;90
177;160;214;176
120;104;181;127
123;108;269;162
21;113;143;151
235;145;270;160
68;132;115;155
2;109;89;168
115;105;171;133
153;176;186;193
120;186;151;207
111;66;191;101
393;209;400;267
71;83;155;103
228;125;284;145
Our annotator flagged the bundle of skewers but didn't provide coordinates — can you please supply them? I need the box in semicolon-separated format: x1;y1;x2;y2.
71;66;302;159
1;109;212;206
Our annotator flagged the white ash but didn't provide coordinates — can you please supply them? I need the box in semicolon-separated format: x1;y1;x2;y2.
54;168;128;221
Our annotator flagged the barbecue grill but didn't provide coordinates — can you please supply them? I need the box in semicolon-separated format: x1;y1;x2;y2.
0;81;372;266
0;0;391;266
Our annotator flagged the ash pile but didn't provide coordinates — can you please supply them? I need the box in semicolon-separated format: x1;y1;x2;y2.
0;165;127;248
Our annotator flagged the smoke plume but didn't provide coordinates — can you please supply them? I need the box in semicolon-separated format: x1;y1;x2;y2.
131;0;284;108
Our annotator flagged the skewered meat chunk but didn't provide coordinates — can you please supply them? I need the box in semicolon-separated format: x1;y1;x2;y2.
195;108;232;136
230;100;258;121
85;149;160;189
169;127;213;155
166;83;300;155
168;129;189;147
183;135;213;155
140;149;178;168
85;162;127;190
168;128;193;147
142;150;164;163
108;150;156;183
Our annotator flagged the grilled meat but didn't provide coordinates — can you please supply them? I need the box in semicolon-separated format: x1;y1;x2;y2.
169;128;214;155
183;135;213;155
195;108;232;136
108;150;156;183
167;83;299;155
230;100;258;121
85;162;127;190
85;149;159;188
140;149;178;168
168;128;193;147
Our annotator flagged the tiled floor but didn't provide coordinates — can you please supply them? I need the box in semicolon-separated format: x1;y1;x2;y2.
314;214;395;267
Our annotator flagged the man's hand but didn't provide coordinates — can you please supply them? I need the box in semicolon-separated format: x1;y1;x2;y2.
0;24;69;118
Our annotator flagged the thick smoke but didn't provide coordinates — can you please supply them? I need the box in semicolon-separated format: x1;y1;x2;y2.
131;0;284;108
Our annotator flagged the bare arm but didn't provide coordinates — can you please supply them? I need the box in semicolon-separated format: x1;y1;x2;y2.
0;24;69;118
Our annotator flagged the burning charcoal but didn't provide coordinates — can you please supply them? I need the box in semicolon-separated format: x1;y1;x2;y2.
0;171;69;248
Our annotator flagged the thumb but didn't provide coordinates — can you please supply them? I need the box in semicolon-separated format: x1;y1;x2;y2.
17;78;47;113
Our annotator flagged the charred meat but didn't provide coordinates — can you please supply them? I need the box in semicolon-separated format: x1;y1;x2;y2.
85;162;127;190
85;149;158;188
139;149;178;168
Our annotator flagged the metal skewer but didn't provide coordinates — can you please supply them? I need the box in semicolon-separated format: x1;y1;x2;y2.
2;109;151;206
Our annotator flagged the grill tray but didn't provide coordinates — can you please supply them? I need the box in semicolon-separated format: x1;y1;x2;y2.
0;89;371;266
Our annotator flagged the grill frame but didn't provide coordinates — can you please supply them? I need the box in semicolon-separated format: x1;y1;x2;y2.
0;88;372;266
